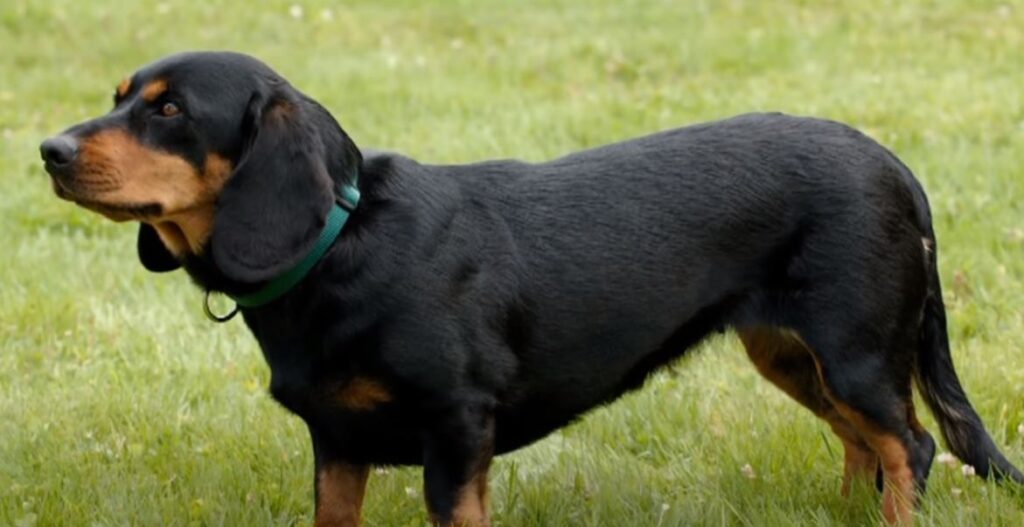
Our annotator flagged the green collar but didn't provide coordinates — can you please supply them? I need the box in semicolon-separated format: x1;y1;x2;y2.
204;184;360;321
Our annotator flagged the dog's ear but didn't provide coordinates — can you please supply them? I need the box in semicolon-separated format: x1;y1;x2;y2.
137;223;182;272
210;91;335;283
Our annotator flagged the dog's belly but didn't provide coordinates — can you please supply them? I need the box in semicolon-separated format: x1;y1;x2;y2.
491;300;734;455
306;401;615;464
491;402;600;455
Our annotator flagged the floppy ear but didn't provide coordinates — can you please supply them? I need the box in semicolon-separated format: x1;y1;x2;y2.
210;92;335;283
137;223;182;272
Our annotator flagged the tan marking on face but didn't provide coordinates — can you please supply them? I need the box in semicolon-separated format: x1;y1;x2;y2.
116;78;132;98
335;377;392;411
73;130;232;255
152;153;232;255
141;79;168;102
315;463;369;527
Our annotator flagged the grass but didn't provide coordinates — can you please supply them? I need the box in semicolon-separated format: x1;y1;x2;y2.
2;0;1023;525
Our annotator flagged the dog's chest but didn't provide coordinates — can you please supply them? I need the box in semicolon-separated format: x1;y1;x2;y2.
261;348;394;421
267;368;317;416
270;372;392;414
266;362;423;464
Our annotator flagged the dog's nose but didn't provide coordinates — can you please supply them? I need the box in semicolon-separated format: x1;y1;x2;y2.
40;135;79;167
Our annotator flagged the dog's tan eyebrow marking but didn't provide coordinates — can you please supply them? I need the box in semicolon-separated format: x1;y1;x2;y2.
116;78;132;98
141;79;168;102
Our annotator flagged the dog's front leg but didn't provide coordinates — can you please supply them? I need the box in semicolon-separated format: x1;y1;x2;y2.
422;404;494;527
310;428;370;527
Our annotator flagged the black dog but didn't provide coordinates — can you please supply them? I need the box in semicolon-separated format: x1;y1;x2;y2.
41;51;1021;526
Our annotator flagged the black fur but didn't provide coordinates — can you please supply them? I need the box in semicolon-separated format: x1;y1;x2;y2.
211;90;336;283
137;223;181;272
42;51;1021;524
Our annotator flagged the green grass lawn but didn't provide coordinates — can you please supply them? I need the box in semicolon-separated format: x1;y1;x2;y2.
2;0;1024;525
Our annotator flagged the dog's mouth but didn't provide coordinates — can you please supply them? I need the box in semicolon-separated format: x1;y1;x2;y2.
51;178;162;222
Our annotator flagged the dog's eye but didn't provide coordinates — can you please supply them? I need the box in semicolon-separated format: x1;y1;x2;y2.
160;102;181;117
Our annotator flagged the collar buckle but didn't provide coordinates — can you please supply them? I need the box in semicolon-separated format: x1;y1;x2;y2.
336;183;361;212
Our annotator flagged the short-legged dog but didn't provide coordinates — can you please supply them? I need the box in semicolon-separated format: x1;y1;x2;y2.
41;52;1021;525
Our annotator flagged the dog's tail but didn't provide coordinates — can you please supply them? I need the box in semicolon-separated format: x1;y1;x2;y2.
906;168;1024;483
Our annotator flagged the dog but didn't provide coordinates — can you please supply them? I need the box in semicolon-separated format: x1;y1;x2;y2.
41;51;1021;526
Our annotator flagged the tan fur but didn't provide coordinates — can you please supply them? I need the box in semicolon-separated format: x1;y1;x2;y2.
834;405;917;525
828;420;880;496
315;463;369;527
116;78;132;98
738;327;822;406
450;471;490;527
738;328;883;500
793;332;918;525
335;378;393;411
428;465;491;527
75;130;232;255
141;79;168;102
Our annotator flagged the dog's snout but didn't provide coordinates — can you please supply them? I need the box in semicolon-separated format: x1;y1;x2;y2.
40;135;79;168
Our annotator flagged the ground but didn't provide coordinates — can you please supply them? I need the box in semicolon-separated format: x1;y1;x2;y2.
1;1;1023;525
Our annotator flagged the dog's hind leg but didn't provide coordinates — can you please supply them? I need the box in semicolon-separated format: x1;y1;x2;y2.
788;296;937;525
738;327;879;496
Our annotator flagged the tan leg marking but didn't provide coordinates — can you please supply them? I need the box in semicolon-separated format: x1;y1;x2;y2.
831;402;916;525
315;463;370;527
738;327;880;496
739;327;828;407
826;417;880;496
792;332;918;525
427;464;491;527
451;469;490;527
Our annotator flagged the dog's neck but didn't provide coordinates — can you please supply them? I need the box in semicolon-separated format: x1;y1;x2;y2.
179;176;362;313
181;250;256;299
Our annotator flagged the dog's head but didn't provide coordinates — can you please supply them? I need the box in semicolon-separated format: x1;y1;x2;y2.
41;51;361;282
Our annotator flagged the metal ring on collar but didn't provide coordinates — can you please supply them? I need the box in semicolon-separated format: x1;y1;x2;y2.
204;290;239;323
